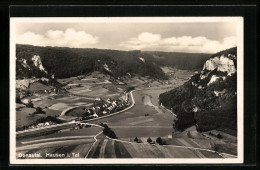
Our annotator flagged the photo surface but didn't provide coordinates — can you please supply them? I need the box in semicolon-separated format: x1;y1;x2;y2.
10;17;244;164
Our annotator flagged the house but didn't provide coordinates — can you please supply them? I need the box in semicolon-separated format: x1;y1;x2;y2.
21;98;31;104
37;123;44;127
95;97;101;101
107;98;112;103
93;113;98;118
107;106;113;111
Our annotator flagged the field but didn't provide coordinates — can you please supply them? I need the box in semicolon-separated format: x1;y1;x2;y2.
17;125;102;146
170;126;238;155
86;139;221;158
16;106;37;128
16;95;95;129
60;72;124;100
28;81;53;93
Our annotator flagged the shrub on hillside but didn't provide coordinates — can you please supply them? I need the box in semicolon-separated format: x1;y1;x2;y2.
16;95;21;103
34;107;45;114
36;116;64;124
26;101;34;108
147;137;152;143
156;137;163;145
102;124;117;139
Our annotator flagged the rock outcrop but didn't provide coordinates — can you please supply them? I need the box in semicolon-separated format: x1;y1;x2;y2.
103;64;111;72
139;57;145;63
203;56;220;71
207;75;220;86
199;50;237;86
203;54;236;74
21;58;30;70
31;55;48;74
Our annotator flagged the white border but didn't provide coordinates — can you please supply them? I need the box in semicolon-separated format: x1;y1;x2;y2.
10;17;244;164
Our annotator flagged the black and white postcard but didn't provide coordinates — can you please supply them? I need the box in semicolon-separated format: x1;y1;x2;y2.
10;17;244;164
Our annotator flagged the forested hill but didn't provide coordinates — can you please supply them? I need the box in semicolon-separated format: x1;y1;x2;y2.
143;51;211;70
159;47;237;135
16;44;211;79
16;44;167;79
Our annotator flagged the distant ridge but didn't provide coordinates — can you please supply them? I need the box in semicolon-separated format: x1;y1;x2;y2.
16;44;211;79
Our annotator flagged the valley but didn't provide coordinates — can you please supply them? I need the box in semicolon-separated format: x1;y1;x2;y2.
15;66;237;159
14;45;237;159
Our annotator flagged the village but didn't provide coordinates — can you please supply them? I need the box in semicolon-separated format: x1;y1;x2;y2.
78;94;131;121
22;91;131;131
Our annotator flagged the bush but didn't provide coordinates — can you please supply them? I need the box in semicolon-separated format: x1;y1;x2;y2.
26;101;34;108
36;116;64;124
102;124;117;139
217;133;223;139
16;95;21;103
147;137;152;143
125;86;135;93
34;107;45;114
156;137;163;145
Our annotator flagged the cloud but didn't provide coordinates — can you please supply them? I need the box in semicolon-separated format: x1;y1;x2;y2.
138;32;161;43
119;32;237;53
17;28;99;48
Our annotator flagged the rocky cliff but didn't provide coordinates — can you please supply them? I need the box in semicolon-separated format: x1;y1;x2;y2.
159;47;237;135
203;54;236;74
31;55;48;74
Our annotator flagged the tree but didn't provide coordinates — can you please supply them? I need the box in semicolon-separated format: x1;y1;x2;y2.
26;101;34;108
34;107;45;114
156;137;163;145
209;142;216;151
147;137;152;143
102;124;117;139
103;124;109;129
16;95;21;103
217;133;223;139
134;137;138;142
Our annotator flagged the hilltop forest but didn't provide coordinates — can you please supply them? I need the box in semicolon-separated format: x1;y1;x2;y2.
16;44;211;79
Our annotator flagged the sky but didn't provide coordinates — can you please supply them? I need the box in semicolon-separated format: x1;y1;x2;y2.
15;22;237;53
